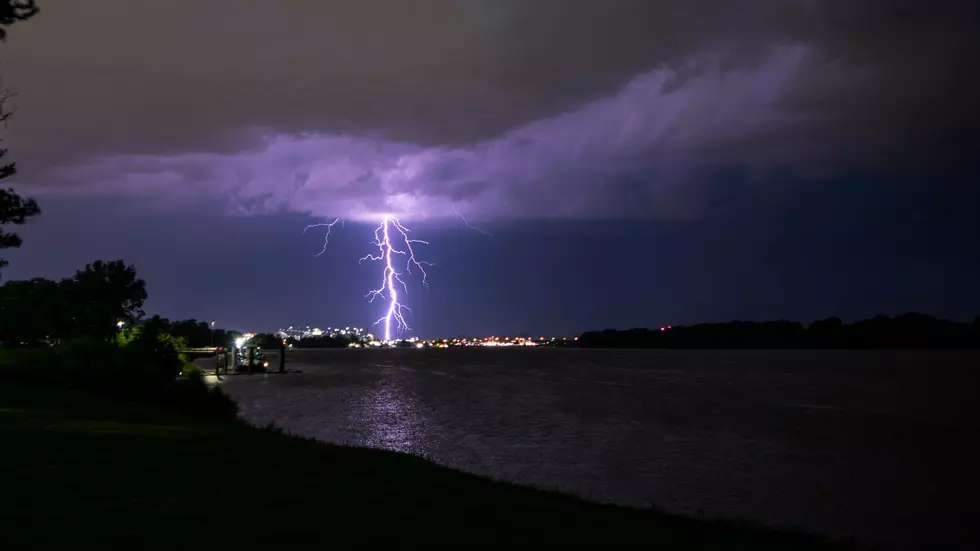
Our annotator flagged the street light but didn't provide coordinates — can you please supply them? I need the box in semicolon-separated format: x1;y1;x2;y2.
116;321;125;330
210;321;216;347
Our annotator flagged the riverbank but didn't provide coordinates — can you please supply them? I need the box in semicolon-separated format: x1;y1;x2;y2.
0;384;833;547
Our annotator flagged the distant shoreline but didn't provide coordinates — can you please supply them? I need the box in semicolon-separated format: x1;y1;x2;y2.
577;313;980;350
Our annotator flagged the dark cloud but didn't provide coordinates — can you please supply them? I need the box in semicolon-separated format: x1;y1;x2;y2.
26;47;810;221
4;0;978;221
7;0;779;161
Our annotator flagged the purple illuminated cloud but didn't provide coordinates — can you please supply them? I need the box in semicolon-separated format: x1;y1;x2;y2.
9;1;979;221
35;45;815;224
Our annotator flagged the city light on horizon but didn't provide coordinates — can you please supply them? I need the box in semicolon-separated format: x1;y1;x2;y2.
273;324;589;348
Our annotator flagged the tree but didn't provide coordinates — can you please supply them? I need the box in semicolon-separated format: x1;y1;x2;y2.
0;1;38;38
0;1;40;272
67;260;147;341
252;333;284;349
168;318;214;347
0;276;64;346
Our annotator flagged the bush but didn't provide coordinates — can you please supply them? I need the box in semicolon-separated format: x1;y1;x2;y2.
180;362;203;377
0;346;59;383
165;370;238;421
119;328;184;387
55;338;128;387
0;330;238;422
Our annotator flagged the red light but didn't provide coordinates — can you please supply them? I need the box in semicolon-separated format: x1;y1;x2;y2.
660;327;665;331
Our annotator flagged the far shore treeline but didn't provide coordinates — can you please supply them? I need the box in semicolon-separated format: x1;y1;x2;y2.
577;314;980;349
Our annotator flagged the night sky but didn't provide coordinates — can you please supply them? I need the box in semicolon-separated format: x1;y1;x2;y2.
4;1;979;336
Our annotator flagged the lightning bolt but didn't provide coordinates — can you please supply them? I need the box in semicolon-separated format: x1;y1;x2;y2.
305;210;493;343
302;217;343;256
358;216;433;341
453;204;493;237
305;215;446;343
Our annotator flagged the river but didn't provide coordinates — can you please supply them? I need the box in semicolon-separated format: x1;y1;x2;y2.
216;348;980;549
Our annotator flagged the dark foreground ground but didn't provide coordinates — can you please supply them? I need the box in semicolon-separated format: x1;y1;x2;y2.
0;384;836;548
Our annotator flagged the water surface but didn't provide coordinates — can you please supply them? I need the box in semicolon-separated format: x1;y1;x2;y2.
219;348;980;549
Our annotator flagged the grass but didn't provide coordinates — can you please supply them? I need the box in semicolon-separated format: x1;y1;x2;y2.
0;384;838;547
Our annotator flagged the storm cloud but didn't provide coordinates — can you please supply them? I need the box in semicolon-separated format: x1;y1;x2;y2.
7;0;979;221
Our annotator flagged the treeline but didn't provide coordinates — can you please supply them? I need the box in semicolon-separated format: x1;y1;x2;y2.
577;313;980;349
0;260;146;346
0;260;237;420
139;317;241;349
0;264;243;349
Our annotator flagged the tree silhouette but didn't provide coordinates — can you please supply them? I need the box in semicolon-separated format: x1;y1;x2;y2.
0;1;40;272
66;260;147;341
577;313;980;349
0;259;146;346
0;276;62;345
0;1;37;39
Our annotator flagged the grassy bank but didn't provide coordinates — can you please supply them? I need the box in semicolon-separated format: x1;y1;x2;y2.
0;384;835;547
